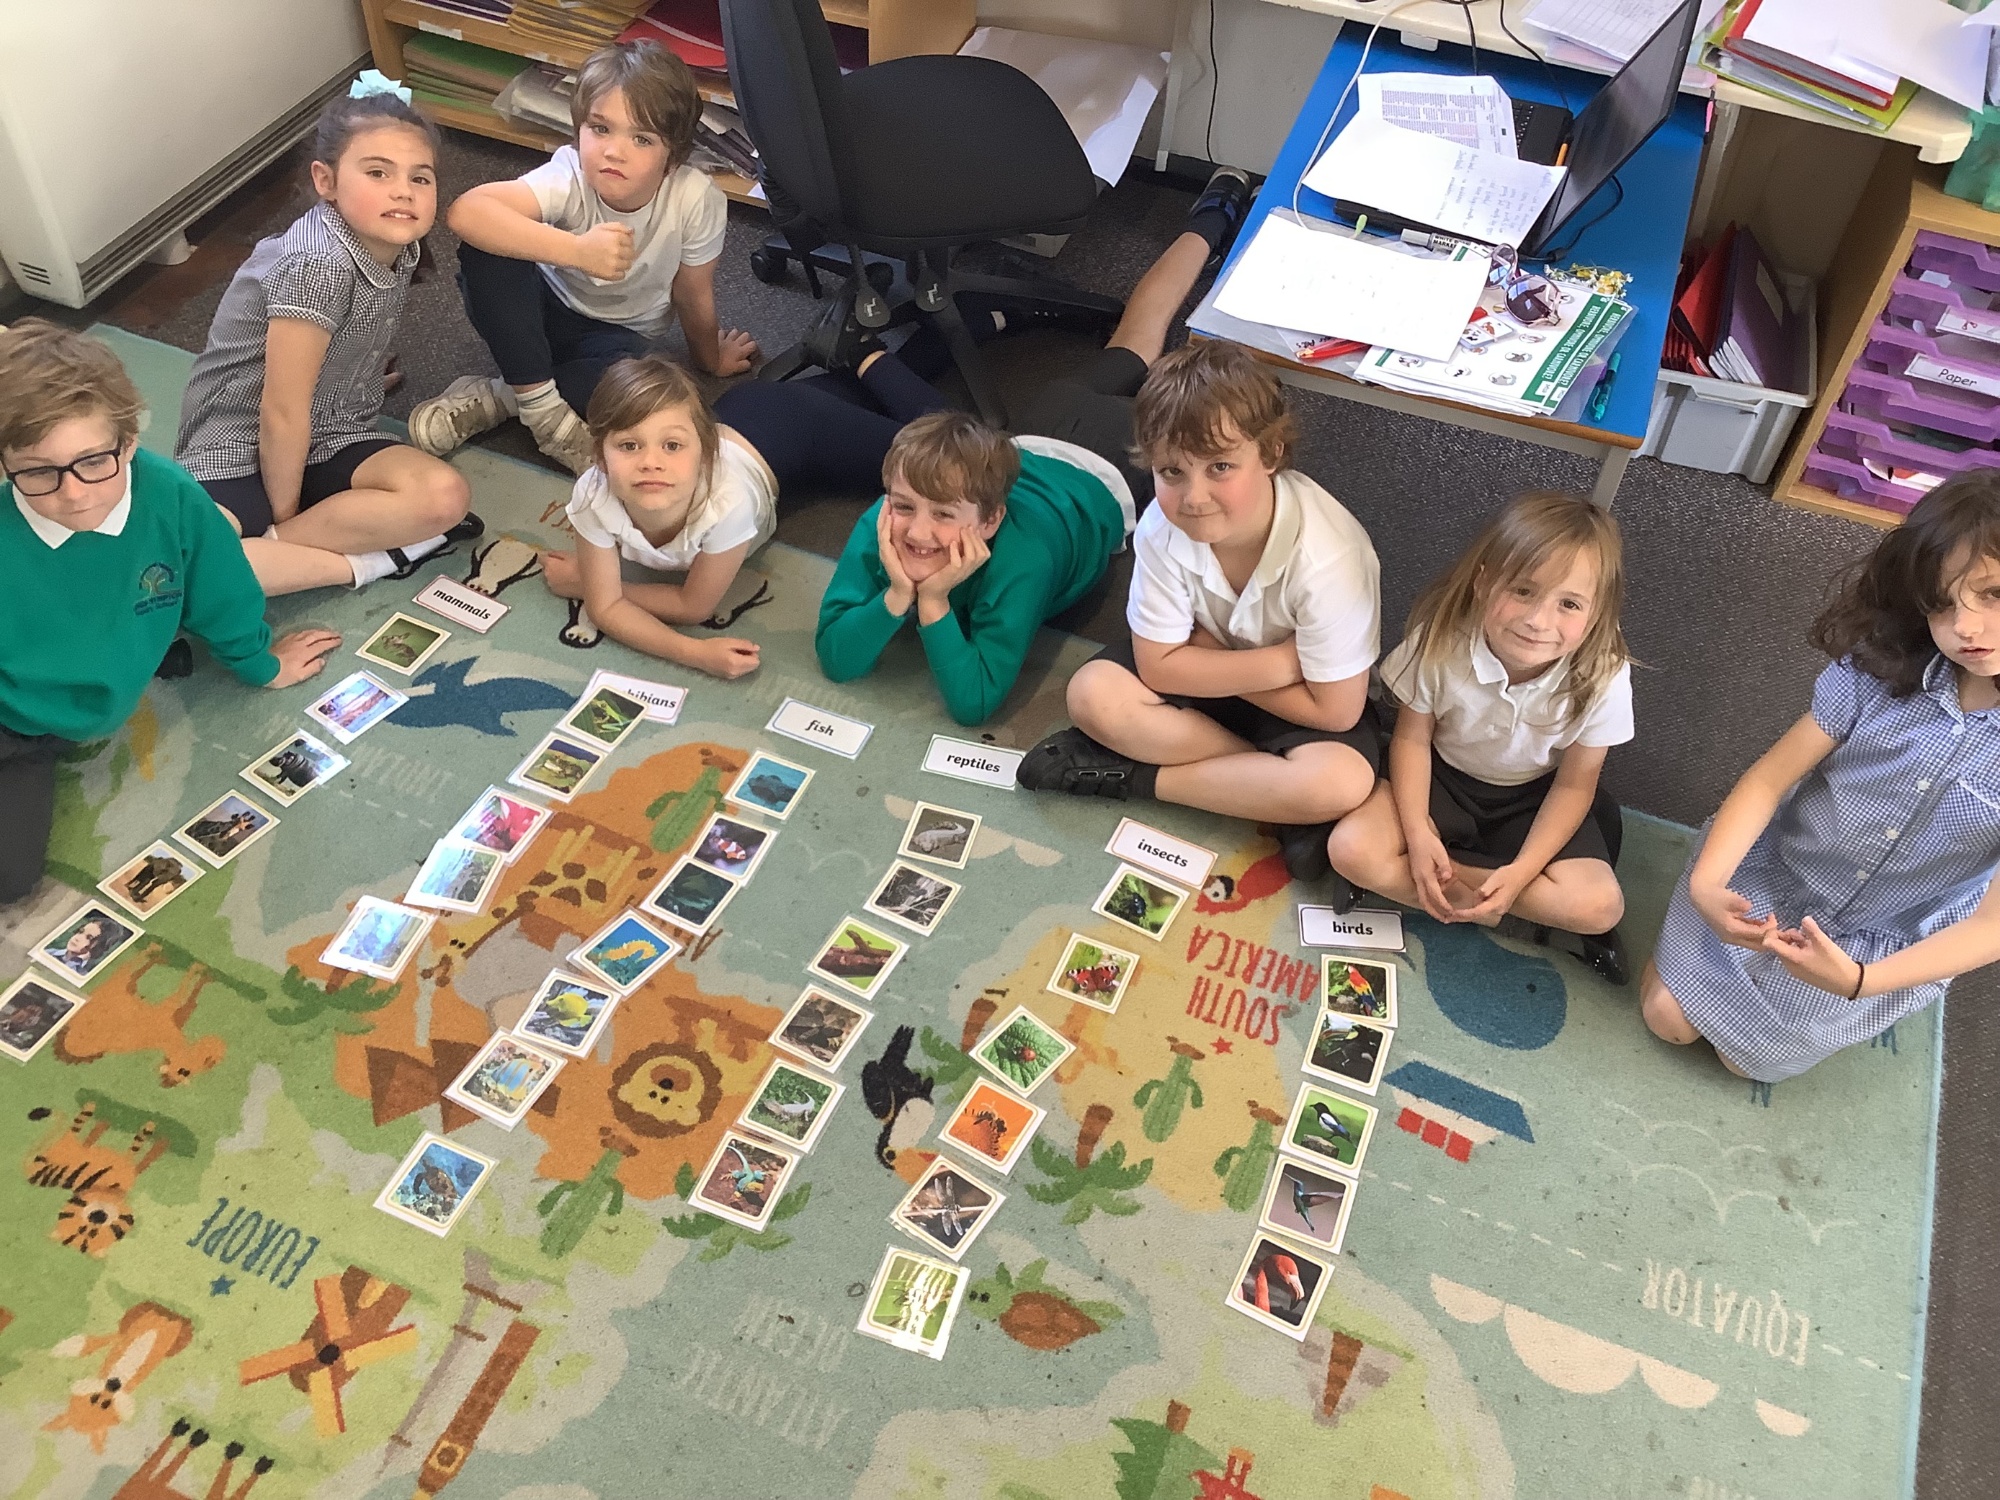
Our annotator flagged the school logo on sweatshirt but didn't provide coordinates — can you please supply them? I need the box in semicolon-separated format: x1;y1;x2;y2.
134;562;183;616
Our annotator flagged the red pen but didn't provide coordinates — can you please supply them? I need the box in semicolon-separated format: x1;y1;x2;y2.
1297;337;1366;363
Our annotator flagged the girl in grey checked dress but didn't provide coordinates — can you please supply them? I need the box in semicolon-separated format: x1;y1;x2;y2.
1644;474;2000;1082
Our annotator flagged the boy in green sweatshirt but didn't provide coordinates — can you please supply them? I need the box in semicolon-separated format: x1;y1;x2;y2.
814;410;1133;726
0;321;340;903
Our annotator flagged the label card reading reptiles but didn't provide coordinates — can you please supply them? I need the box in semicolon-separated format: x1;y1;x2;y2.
921;735;1021;789
767;698;873;758
1105;818;1215;892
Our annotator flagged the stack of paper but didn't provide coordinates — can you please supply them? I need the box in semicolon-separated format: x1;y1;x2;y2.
957;28;1170;186
1301;113;1564;248
403;33;529;119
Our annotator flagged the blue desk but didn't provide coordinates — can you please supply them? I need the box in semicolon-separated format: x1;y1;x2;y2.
1190;29;1709;503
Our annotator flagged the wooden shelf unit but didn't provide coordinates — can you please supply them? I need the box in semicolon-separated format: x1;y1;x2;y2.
1772;154;2000;530
359;0;976;205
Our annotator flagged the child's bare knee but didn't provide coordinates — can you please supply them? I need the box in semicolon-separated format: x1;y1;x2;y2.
1580;879;1625;934
1066;660;1130;732
419;465;472;530
1641;985;1697;1045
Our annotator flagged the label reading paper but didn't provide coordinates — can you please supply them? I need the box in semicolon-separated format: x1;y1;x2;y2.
1905;353;2000;401
921;735;1022;789
767;698;873;758
1297;904;1406;952
588;670;686;724
414;575;509;633
1106;818;1214;892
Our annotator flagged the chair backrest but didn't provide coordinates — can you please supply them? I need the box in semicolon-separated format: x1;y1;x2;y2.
718;0;850;230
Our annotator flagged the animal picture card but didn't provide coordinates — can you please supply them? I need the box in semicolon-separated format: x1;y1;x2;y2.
404;840;506;914
174;791;278;869
898;802;981;869
450;787;552;863
1303;1009;1393;1095
585;668;685;724
1092;862;1187;942
374;1131;496;1237
1281;1083;1379;1179
445;1032;566;1130
738;1059;845;1152
569;910;680;994
939;1078;1046;1176
32;903;142;987
689;812;775;880
863;861;962;937
856;1246;969;1360
889;1155;1004;1262
321;896;435;981
97;841;204;921
508;734;604;803
355;611;450;676
643;858;740;937
306;669;407;744
0;972;86;1063
561;683;647;749
1226;1233;1333;1341
512;971;621;1057
970;1005;1075;1097
771;987;874;1070
240;729;348;807
1044;933;1139;1013
725;751;813;820
1260;1159;1355;1255
805;916;908;1000
1321;954;1399;1028
691;1130;800;1231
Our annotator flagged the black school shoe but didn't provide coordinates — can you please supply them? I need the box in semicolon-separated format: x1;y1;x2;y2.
1522;922;1632;987
1273;821;1334;882
154;637;194;680
1016;727;1138;798
802;294;883;375
386;513;487;580
1188;166;1257;269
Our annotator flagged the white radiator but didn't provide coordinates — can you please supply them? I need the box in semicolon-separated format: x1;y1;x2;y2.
0;1;370;308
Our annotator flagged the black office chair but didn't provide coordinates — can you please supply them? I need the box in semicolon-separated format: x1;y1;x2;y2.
718;0;1124;425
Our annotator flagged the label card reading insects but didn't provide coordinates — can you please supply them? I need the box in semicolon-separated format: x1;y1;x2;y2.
1105;818;1215;892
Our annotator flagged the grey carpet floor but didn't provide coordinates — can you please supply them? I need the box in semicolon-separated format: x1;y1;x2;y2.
19;127;1993;1498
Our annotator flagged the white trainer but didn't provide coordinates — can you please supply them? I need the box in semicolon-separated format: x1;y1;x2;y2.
528;407;596;477
408;375;512;456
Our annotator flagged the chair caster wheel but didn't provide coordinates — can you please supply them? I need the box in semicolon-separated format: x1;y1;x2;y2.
749;248;788;284
865;260;894;294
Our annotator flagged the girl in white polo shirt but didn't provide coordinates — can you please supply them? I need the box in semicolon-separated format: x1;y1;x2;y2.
1327;490;1635;983
539;355;775;678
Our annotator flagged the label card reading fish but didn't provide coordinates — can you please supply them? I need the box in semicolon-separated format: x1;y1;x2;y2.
1105;818;1214;892
1297;904;1406;952
587;669;686;724
767;698;873;758
413;575;510;633
921;735;1021;789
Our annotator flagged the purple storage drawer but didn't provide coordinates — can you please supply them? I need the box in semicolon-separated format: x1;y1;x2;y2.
1819;410;2000;493
1886;274;2000;343
1910;230;2000;295
1802;451;1921;514
1842;366;2000;441
1861;322;2000;398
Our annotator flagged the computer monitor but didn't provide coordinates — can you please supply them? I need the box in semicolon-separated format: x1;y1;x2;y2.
1524;0;1702;256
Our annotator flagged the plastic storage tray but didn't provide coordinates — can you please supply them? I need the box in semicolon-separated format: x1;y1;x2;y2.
1909;230;2000;295
1801;451;1922;514
1885;274;2000;344
1819;409;2000;481
1861;321;2000;396
1843;366;2000;441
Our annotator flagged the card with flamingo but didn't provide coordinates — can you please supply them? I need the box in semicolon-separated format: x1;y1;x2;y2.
374;1132;495;1237
970;1006;1074;1096
738;1060;845;1152
1225;1233;1333;1341
449;787;552;863
1280;1083;1379;1178
1319;954;1397;1027
1044;933;1139;1013
939;1078;1046;1176
444;1032;565;1130
690;1130;800;1231
1259;1158;1355;1254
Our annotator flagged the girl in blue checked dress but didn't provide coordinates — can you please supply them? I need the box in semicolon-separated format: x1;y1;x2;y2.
1644;475;2000;1082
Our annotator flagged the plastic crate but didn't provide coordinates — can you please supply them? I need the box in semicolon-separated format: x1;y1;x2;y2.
1638;273;1817;484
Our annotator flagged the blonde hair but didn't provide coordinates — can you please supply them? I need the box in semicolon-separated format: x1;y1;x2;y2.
572;40;702;165
1131;341;1296;471
0;319;145;454
1395;491;1628;729
883;410;1019;522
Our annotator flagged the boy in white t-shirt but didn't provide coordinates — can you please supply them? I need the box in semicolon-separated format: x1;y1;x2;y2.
1019;343;1384;880
409;41;757;475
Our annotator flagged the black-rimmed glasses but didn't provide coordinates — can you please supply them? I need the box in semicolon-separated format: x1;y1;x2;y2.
5;447;124;497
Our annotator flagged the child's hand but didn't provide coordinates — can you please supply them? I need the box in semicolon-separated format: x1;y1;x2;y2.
877;504;916;617
1762;915;1865;996
1689;878;1773;950
1459;861;1533;924
575;222;636;281
710;329;759;377
915;530;991;606
1405;831;1460;924
541;549;583;600
693;635;761;679
267;628;342;688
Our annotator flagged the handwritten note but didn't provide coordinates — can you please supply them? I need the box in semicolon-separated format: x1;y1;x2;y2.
1302;113;1565;249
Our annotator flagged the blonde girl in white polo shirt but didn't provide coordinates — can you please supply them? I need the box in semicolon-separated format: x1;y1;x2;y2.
1327;491;1634;983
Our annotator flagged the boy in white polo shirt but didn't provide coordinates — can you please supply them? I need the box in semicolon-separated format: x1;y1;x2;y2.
1019;342;1382;879
409;40;757;474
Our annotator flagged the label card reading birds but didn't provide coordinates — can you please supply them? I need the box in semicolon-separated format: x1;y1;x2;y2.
1297;904;1406;953
767;698;873;758
921;735;1022;789
413;575;509;633
1105;818;1215;893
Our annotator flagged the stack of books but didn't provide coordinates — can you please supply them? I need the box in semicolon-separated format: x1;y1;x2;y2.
1666;223;1809;393
403;33;531;124
509;0;654;55
1701;0;1918;131
495;62;577;137
419;0;516;23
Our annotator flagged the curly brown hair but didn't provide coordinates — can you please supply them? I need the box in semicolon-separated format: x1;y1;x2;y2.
1130;340;1297;472
573;40;702;167
1811;471;2000;696
0;319;146;454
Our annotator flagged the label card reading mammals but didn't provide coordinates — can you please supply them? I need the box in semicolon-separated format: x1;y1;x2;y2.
921;735;1021;789
767;697;873;758
1105;818;1215;892
414;576;510;634
1297;904;1406;953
